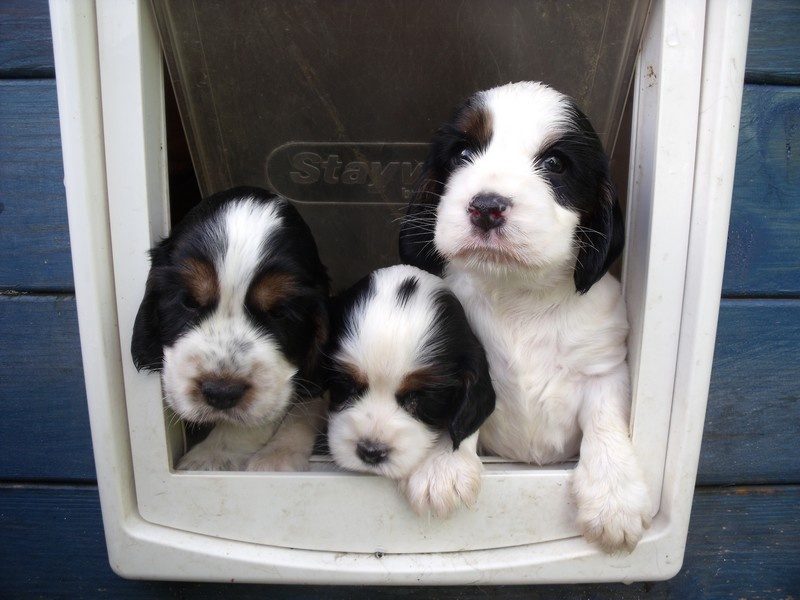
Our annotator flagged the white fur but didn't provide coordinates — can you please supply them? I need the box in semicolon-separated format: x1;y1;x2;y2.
436;82;579;285
156;196;322;471
162;316;297;427
328;391;438;481
245;396;328;472
398;431;483;518
328;265;484;516
175;397;326;472
176;421;281;472
435;82;651;551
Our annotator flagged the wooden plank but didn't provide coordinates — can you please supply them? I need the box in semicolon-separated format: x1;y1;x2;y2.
681;486;800;597
698;299;800;485
0;295;95;481
2;0;798;84
1;484;797;597
0;79;74;292
745;0;800;85
0;0;54;78
722;84;800;297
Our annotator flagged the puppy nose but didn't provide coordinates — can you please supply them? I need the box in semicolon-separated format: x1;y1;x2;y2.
356;440;389;465
200;378;249;410
468;193;509;231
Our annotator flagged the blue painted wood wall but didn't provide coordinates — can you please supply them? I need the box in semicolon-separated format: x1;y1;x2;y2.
1;1;798;597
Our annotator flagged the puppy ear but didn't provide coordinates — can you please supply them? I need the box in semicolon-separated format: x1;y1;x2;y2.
131;270;164;372
399;162;446;276
573;178;625;294
292;295;330;399
448;342;496;449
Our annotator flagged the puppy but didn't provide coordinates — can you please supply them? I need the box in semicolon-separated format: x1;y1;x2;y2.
399;81;651;551
326;264;495;517
131;186;330;472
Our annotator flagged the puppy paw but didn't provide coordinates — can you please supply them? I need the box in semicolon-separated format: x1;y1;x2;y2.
399;446;483;519
572;461;652;552
176;447;248;471
245;448;310;472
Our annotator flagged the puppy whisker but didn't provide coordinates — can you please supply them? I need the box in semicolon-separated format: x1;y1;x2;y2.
575;225;608;240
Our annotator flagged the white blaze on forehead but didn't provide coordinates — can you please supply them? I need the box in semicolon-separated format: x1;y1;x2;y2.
337;265;446;389
480;81;573;156
215;198;283;314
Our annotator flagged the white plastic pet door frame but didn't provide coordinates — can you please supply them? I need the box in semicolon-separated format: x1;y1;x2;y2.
51;0;750;584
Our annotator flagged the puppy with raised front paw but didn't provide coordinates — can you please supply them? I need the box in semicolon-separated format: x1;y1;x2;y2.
326;265;495;517
400;81;651;551
131;186;330;471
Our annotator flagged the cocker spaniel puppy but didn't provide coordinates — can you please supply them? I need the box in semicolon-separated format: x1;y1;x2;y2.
326;264;495;517
132;187;329;472
400;81;651;551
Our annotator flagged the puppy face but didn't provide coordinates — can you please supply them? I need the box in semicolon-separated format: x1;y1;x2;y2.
131;187;329;426
400;81;624;293
326;265;495;480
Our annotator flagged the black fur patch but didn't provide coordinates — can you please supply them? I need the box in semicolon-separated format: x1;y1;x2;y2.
395;276;419;307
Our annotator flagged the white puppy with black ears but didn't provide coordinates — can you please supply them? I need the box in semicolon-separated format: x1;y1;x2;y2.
400;81;651;552
326;265;496;518
131;187;330;472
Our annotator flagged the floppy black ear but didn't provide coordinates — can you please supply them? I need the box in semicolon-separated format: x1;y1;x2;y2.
573;178;625;294
131;271;164;372
399;160;447;276
448;340;496;449
291;294;331;399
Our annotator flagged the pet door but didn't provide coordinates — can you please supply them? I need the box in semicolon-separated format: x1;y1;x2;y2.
50;0;750;583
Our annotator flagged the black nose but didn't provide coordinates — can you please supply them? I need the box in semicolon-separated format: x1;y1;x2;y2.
468;193;510;231
356;440;389;465
200;378;249;410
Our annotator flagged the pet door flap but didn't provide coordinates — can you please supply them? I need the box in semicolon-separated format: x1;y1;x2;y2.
151;0;652;289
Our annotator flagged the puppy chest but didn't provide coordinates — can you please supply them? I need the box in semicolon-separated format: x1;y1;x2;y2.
460;300;581;454
490;334;583;417
483;310;576;385
482;348;583;464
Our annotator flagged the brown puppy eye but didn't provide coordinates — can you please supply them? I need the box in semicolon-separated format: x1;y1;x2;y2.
267;303;291;321
450;144;475;169
542;153;565;173
180;291;200;310
396;391;419;413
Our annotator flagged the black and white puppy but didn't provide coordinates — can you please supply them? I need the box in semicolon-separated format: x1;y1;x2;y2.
326;264;495;517
131;186;330;472
400;81;651;551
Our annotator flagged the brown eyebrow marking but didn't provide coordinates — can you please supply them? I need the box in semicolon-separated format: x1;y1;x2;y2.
455;101;493;146
181;257;219;307
334;360;369;390
247;271;299;313
397;367;448;398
